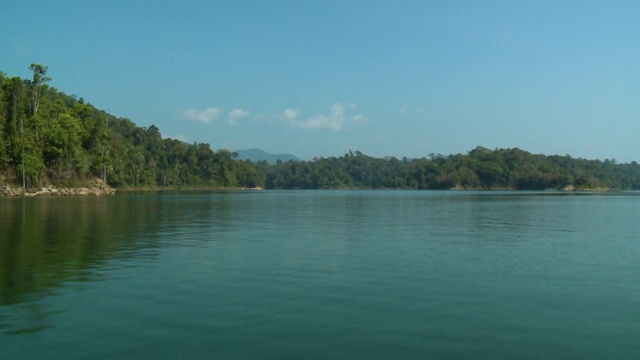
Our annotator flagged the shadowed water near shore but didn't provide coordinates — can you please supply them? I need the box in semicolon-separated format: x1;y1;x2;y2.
0;192;216;334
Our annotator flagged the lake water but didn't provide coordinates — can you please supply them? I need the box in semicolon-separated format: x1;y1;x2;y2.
1;190;639;359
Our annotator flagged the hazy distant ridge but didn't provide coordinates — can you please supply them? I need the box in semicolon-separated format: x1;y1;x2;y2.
235;148;301;164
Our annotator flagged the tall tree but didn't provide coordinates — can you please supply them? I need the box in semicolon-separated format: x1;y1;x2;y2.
28;63;50;117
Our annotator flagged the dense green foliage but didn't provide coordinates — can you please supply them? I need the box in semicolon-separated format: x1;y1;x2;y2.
2;65;639;191
0;67;264;189
259;147;640;190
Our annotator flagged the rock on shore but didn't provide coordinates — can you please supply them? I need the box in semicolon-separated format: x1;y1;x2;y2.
1;178;116;197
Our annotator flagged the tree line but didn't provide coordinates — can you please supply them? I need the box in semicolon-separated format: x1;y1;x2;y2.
258;147;640;190
2;65;640;192
0;65;264;190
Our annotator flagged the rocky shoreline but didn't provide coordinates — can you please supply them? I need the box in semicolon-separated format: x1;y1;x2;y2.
1;178;116;197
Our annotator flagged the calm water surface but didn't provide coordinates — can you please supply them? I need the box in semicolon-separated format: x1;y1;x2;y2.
1;190;639;359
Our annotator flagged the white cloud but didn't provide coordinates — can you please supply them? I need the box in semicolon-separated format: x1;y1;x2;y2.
181;107;223;123
282;108;299;122
283;103;367;131
228;108;250;125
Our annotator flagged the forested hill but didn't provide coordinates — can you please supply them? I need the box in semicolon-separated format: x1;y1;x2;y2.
257;148;640;190
2;66;640;192
0;66;265;190
235;148;300;164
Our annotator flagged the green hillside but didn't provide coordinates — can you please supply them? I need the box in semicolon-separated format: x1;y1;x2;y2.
0;65;264;192
258;148;640;190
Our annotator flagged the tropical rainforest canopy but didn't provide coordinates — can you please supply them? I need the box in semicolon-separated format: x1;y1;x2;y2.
2;65;640;191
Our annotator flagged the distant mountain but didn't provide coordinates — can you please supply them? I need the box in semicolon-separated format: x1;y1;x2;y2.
235;148;301;164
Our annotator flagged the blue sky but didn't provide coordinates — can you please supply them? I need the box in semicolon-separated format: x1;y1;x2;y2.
2;1;639;161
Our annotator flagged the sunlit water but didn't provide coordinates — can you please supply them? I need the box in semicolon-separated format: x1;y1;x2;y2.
1;190;639;359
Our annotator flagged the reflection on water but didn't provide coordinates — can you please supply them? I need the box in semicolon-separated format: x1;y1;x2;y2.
0;192;242;334
1;196;121;333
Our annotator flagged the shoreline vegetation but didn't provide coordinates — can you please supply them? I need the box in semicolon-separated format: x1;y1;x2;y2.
1;183;619;197
0;183;617;197
2;65;640;196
